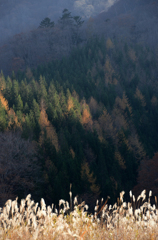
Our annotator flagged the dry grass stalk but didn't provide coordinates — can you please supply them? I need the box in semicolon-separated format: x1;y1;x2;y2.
0;190;158;239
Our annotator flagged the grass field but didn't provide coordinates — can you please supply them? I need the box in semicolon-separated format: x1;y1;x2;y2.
0;190;158;240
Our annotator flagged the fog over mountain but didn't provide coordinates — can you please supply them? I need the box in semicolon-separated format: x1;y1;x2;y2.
94;0;158;46
0;0;158;75
0;0;117;45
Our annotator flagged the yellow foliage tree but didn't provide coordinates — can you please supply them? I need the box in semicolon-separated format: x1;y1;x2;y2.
39;107;59;151
82;108;91;125
0;93;9;111
82;108;93;131
67;97;74;111
39;108;50;129
7;108;21;130
80;99;93;131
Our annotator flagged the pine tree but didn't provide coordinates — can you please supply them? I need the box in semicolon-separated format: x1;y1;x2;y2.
39;17;54;28
4;77;12;106
12;80;19;101
16;95;23;111
39;75;47;103
0;101;7;131
59;9;73;29
32;99;40;121
0;70;6;91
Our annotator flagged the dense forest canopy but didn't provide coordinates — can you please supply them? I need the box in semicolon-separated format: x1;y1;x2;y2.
0;0;158;210
0;36;158;209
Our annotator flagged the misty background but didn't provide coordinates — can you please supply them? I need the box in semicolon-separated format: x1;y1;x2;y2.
0;0;117;45
0;0;158;76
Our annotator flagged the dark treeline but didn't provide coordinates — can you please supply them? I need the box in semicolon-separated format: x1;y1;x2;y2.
0;37;158;209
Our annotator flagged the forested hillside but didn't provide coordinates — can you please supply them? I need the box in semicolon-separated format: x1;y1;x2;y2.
0;36;158;209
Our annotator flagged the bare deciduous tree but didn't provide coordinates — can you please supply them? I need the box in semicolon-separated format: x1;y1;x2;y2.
0;130;41;206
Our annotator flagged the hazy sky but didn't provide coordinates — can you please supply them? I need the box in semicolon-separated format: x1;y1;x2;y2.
0;0;118;44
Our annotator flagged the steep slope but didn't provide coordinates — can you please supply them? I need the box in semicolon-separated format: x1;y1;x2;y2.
0;37;158;206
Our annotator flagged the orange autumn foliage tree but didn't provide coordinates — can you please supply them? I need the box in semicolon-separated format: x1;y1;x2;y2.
39;107;50;129
0;93;22;130
80;99;93;131
82;108;93;131
7;108;22;130
0;93;9;112
82;108;91;125
39;107;59;151
67;97;74;111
